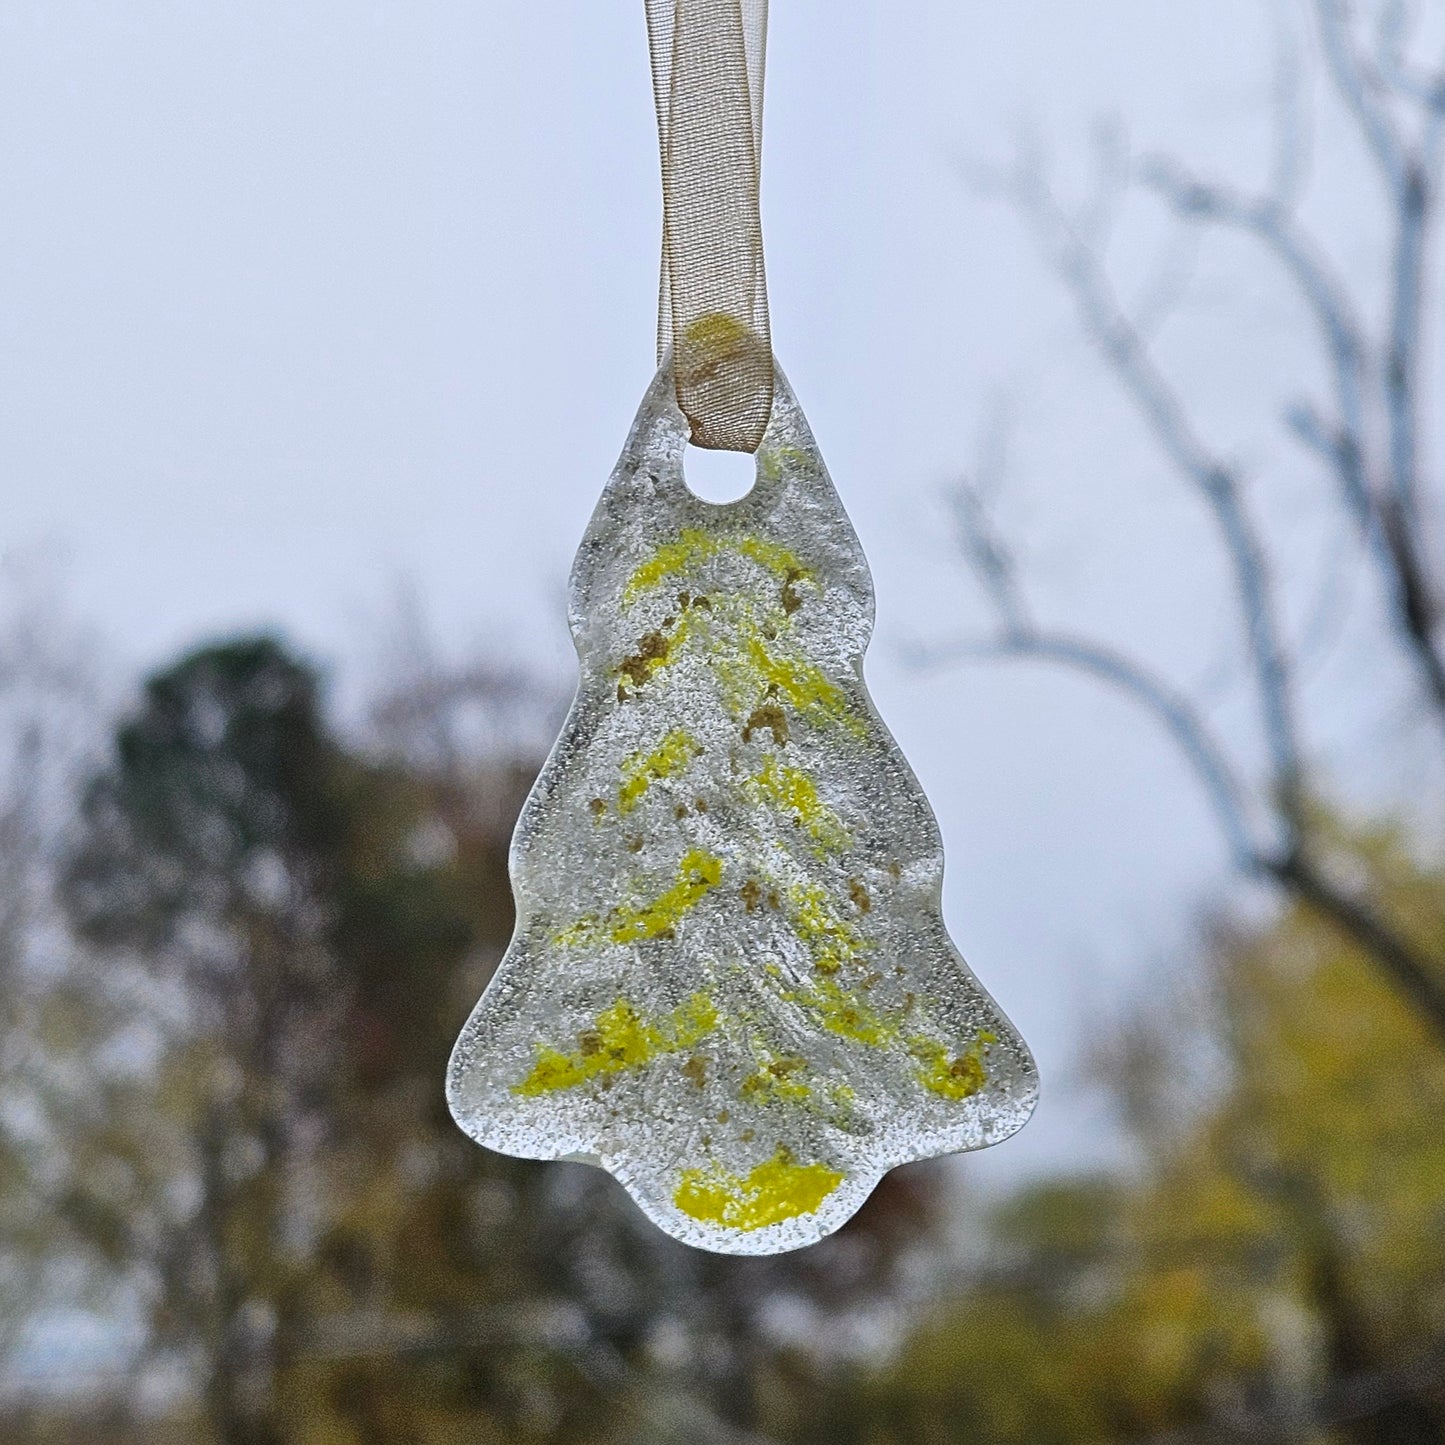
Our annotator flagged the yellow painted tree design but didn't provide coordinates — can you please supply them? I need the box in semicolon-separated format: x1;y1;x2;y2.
448;360;1037;1254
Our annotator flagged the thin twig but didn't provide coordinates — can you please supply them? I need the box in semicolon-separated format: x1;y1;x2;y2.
917;627;1260;869
1316;0;1408;191
1143;154;1445;728
1140;160;1374;524
1003;159;1307;833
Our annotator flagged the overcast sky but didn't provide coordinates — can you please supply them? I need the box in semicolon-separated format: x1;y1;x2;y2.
2;1;1435;1180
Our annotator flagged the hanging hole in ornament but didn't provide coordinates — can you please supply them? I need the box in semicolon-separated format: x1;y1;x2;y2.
683;444;757;505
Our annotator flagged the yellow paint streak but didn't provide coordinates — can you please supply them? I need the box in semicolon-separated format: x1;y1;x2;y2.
674;1149;844;1232
624;529;810;605
738;535;808;579
784;880;868;975
618;730;699;815
514;994;720;1096
743;629;847;716
712;620;866;741
775;974;999;1106
554;850;724;950
609;849;724;944
552;914;597;948
748;757;849;853
683;310;751;351
807;978;897;1047
911;1030;997;1101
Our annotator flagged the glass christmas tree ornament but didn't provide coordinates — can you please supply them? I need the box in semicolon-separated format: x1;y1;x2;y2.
448;357;1038;1255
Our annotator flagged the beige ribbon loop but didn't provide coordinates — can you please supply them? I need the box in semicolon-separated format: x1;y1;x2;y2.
646;0;773;452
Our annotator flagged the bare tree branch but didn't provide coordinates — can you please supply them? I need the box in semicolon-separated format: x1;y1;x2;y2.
918;625;1262;871
1267;844;1445;1039
1140;161;1374;515
1143;142;1445;729
1374;0;1445;111
929;467;1445;1041
999;157;1308;833
937;4;1445;1042
1267;0;1313;210
932;469;1260;865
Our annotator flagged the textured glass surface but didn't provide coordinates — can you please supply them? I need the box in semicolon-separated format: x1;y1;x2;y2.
448;362;1038;1255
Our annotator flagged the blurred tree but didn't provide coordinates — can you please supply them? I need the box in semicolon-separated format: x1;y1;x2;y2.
59;638;357;1445
1109;818;1445;1442
929;0;1445;1041
0;568;116;1383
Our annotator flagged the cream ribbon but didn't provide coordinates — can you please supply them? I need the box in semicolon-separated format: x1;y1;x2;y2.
646;0;772;452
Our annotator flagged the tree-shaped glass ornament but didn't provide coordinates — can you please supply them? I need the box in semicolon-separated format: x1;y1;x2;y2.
448;359;1037;1255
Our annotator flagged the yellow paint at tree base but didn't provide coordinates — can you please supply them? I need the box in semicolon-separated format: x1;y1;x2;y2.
674;1149;845;1232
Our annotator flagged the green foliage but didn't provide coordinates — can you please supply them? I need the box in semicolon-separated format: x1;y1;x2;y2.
62;636;344;951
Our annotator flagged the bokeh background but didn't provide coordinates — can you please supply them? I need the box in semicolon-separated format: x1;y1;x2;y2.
3;1;1444;1440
